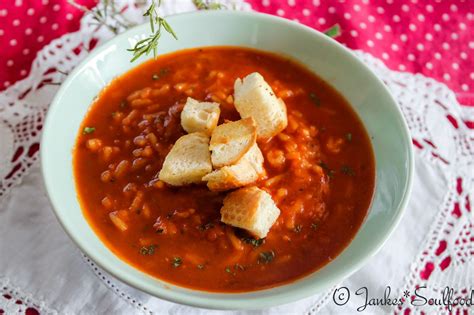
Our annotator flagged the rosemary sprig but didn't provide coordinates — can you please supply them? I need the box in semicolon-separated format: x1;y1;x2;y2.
128;0;178;62
193;0;226;10
323;24;341;38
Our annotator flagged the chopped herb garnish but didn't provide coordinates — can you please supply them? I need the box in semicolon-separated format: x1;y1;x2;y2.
120;100;127;108
319;162;335;179
234;263;245;271
152;73;159;80
139;244;156;255
172;257;182;268
193;0;226;10
294;224;303;233
258;250;276;264
198;222;214;231
83;127;95;134
155;228;164;234
152;68;169;80
241;237;265;247
197;264;205;270
309;92;321;107
346;133;352;142
323;24;341;38
341;165;356;176
225;266;232;273
311;223;319;230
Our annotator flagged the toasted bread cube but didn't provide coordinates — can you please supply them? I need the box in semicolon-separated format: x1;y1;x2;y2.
234;72;288;140
221;186;280;238
158;132;212;186
209;117;257;168
181;97;220;135
203;143;264;191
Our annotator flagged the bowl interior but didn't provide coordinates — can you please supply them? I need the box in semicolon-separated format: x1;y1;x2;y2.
41;10;413;310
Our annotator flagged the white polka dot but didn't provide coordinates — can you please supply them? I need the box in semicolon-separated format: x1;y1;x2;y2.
402;4;409;12
318;17;326;25
10;39;17;46
470;73;474;80
25;28;32;35
450;4;458;12
368;15;375;23
408;54;415;61
0;29;4;36
312;0;320;6
426;62;433;70
460;52;467;59
442;13;450;21
425;33;433;41
40;16;47;24
20;69;27;76
292;18;299;23
391;43;399;51
417;43;424;51
7;60;14;67
426;4;433;12
459;23;466;30
399;64;406;71
38;35;44;43
22;48;29;55
409;24;417;31
452;62;459;70
367;40;374;47
468;13;474;21
400;34;407;42
393;15;400;22
66;13;73;20
52;23;59;30
375;32;383;40
461;84;469;91
353;4;361;11
344;12;351;20
361;0;368;4
53;4;61;11
4;81;10;88
382;52;389;60
434;52;442;60
302;8;310;16
443;73;451;81
15;0;22;7
442;42;450;50
42;0;49;4
386;0;393;3
469;42;474;49
451;33;459;40
434;24;441;31
377;7;385;14
328;7;336;14
411;0;417;3
276;9;284;16
360;22;367;29
13;19;20;26
0;9;8;17
27;8;34;15
262;0;270;6
417;14;425;22
350;30;358;37
384;25;391;32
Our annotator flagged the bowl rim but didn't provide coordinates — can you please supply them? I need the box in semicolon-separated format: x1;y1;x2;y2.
41;9;414;310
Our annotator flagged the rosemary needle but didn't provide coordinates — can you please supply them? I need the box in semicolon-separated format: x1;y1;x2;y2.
193;0;226;10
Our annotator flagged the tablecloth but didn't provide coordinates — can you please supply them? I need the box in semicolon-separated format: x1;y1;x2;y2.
0;1;472;314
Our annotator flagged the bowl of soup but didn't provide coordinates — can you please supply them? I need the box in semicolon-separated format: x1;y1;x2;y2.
41;10;414;310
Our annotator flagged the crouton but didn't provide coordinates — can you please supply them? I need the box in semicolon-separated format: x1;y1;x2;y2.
158;132;212;186
209;117;257;168
234;72;288;140
180;97;220;135
203;143;264;191
220;186;280;238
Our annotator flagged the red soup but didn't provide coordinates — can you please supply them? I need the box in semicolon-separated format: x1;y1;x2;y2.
74;47;375;292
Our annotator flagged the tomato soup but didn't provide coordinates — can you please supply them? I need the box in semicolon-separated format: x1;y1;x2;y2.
73;47;375;292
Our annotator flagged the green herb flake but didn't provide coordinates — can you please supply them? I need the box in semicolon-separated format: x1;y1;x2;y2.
341;165;356;176
83;127;95;135
310;223;319;230
172;257;182;268
225;266;232;273
242;237;265;248
294;224;303;233
234;263;245;271
139;244;156;256
258;250;276;264
346;133;353;142
155;228;164;234
197;264;205;270
319;162;335;179
198;222;214;231
323;24;341;38
152;68;169;80
309;92;321;107
193;0;226;10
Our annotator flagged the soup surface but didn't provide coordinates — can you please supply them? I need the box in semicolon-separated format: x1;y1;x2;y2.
74;47;375;292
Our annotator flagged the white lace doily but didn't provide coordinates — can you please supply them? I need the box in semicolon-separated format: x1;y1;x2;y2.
0;1;472;314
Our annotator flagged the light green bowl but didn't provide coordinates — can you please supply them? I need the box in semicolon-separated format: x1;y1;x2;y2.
41;10;414;310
